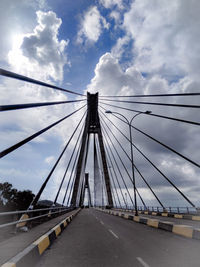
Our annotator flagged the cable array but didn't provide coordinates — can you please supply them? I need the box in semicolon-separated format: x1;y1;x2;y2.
0;104;86;158
99;109;196;208
30;111;86;208
100;98;200;109
100;106;199;168
0;69;87;227
95;134;121;208
1;68;199;215
53;122;85;205
0;99;85;112
100;92;200;98
62;127;84;206
100;116;164;208
99;102;200;126
102;125;145;208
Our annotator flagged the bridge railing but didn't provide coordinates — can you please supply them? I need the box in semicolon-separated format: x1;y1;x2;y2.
110;206;197;214
138;206;197;214
0;206;75;230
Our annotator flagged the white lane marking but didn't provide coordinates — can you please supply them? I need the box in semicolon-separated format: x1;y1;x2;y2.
109;229;119;239
136;257;150;267
100;220;104;225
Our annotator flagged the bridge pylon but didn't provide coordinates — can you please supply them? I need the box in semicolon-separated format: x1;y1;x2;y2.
80;173;92;207
70;92;113;208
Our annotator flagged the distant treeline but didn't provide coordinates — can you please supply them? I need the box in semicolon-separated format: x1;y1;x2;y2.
0;182;63;212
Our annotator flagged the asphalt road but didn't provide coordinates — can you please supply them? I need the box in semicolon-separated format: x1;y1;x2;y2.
36;208;200;267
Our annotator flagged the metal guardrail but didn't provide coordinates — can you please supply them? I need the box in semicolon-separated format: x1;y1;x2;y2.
0;206;74;229
97;205;199;214
0;206;69;216
137;206;197;214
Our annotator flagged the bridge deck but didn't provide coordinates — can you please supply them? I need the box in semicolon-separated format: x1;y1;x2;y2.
36;208;200;267
0;210;76;265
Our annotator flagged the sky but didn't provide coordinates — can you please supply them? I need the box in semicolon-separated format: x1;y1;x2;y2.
0;0;200;209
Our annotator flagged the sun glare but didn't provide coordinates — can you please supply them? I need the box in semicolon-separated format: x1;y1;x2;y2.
11;34;23;50
8;33;29;73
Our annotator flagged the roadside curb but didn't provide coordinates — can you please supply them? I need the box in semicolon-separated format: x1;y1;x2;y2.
115;209;200;221
1;208;81;267
97;208;200;241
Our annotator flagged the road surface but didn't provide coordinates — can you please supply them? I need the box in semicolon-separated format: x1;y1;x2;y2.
36;208;200;267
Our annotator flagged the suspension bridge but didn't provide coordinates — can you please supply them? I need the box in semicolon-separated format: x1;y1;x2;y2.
0;68;200;267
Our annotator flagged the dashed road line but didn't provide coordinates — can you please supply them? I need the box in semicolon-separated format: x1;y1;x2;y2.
136;257;150;267
108;229;119;239
100;220;104;225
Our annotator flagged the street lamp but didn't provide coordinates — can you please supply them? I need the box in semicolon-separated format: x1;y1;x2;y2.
105;110;152;216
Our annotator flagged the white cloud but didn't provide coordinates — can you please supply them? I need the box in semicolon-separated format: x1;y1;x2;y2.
45;156;55;164
99;0;124;10
122;0;200;81
111;35;131;60
77;6;109;45
87;52;145;96
109;10;121;22
0;0;48;64
8;10;69;82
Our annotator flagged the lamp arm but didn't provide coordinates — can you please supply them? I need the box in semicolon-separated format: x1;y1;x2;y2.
130;112;143;125
111;112;129;124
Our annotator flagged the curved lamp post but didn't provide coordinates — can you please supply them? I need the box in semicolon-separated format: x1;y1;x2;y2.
105;110;151;216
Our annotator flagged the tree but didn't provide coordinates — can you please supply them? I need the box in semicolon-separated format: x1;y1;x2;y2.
0;182;35;211
0;182;17;210
15;190;35;210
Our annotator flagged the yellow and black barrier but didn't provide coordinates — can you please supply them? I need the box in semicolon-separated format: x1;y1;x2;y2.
96;208;200;241
1;208;81;267
112;209;200;221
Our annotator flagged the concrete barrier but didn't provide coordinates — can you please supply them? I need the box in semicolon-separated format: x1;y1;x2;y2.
1;209;80;267
115;209;200;221
96;208;200;241
172;225;193;238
